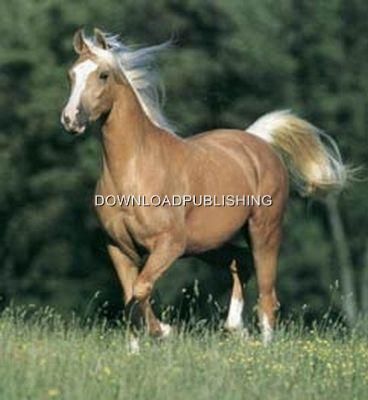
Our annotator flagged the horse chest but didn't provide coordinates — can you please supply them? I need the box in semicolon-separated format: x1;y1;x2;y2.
94;195;158;254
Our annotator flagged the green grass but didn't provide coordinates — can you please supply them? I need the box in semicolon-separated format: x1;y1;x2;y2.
0;308;367;400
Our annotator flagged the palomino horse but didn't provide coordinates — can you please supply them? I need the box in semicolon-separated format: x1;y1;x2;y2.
61;29;347;347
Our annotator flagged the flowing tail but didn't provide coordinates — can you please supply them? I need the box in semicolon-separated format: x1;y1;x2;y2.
247;110;348;196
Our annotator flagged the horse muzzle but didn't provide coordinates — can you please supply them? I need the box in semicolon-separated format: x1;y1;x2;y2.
61;108;88;135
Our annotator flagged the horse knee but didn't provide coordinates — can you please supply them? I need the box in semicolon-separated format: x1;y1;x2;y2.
133;278;153;301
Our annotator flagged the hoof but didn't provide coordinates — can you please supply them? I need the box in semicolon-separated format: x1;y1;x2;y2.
159;322;173;339
262;331;273;346
127;336;140;354
224;325;249;339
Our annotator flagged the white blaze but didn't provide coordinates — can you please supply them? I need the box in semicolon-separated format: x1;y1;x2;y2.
63;59;97;122
225;297;244;330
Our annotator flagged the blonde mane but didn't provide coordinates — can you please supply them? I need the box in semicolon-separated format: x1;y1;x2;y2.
85;33;173;132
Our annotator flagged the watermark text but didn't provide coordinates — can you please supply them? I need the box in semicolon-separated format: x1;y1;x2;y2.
94;194;273;207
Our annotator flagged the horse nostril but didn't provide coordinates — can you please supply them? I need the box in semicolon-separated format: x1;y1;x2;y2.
64;114;71;124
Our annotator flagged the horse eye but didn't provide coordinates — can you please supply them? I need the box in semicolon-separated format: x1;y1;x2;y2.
99;72;109;81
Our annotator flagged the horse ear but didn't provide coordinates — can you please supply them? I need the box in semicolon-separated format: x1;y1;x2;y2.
73;28;88;54
94;28;108;50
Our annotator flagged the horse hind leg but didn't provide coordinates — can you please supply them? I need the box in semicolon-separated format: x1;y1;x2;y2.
224;259;249;338
249;219;281;344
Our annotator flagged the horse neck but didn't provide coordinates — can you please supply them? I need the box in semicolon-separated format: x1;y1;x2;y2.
100;84;151;180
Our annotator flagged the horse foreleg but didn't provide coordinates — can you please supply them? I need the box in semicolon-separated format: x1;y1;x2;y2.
141;298;172;338
108;243;138;305
249;220;281;344
107;244;163;341
132;234;184;307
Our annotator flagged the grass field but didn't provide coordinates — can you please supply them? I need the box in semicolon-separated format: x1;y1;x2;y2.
0;308;367;400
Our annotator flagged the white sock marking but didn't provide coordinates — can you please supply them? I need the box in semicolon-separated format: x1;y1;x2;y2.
261;313;273;345
159;322;172;338
127;336;140;354
225;297;244;330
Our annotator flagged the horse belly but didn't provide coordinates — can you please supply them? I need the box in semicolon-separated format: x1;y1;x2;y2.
185;205;251;253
